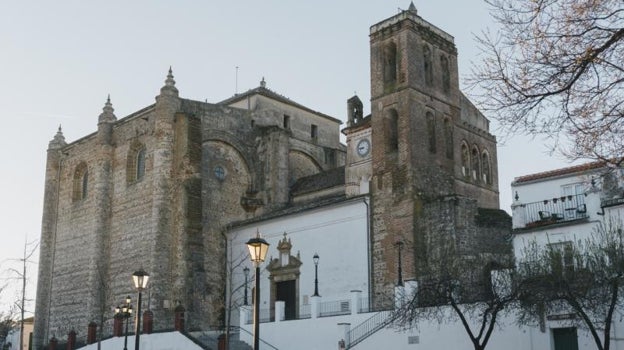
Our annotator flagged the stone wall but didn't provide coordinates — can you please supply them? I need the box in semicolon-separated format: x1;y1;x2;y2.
367;8;507;307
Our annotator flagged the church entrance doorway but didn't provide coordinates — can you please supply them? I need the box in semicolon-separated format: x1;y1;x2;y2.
276;280;296;320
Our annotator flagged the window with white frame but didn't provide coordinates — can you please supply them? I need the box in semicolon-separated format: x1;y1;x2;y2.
561;183;585;218
561;183;584;197
547;241;575;276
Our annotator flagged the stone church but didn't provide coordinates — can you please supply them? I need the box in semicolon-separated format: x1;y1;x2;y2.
34;3;510;349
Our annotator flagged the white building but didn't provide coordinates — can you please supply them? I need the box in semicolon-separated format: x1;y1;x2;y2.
5;317;33;350
511;161;624;256
510;161;624;350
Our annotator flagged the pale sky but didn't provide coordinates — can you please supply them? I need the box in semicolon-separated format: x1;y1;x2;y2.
0;1;573;315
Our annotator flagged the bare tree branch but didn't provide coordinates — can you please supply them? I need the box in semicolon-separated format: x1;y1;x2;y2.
516;219;624;350
469;0;624;162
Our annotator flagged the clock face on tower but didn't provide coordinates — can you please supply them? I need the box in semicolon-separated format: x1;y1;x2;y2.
356;138;371;157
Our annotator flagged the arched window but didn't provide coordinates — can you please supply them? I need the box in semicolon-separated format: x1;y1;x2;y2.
482;151;491;185
471;146;481;182
127;142;147;184
136;148;146;180
444;118;453;159
440;55;450;94
383;42;398;86
461;142;470;177
385;109;399;153
423;45;433;86
426;112;436;153
72;162;88;202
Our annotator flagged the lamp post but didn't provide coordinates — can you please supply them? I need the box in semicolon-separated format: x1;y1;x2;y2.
395;241;404;287
246;231;269;350
132;269;149;350
115;296;133;350
243;266;250;306
312;253;320;297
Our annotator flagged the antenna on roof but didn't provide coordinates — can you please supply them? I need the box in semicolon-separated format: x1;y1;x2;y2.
235;66;239;95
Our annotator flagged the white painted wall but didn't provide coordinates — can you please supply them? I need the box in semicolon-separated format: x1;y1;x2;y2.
510;167;605;229
512;171;598;205
226;196;370;325
238;305;622;350
509;165;624;350
78;332;203;350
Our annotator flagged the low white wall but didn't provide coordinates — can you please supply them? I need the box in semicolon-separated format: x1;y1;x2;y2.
240;308;621;350
79;332;203;350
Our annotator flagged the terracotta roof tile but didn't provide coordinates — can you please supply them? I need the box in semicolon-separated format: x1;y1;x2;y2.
513;161;606;184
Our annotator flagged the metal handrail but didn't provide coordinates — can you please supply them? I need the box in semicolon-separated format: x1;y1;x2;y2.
345;310;394;349
319;299;351;317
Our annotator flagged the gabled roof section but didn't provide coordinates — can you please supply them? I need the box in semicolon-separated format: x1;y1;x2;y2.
291;166;345;196
219;81;342;124
513;161;606;185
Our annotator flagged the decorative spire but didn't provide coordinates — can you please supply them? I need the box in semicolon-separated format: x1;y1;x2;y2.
160;66;179;96
98;94;117;124
277;232;292;252
408;1;417;13
166;66;175;87
260;77;266;88
48;125;67;150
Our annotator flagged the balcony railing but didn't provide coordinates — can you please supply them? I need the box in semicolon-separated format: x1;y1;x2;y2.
518;194;587;229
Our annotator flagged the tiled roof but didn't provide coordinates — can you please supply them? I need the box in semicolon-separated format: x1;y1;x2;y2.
513;161;606;184
290;166;346;195
219;85;342;124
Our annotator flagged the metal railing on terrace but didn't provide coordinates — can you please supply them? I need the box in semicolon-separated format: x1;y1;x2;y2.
318;299;351;317
240;293;396;326
517;194;587;229
358;297;393;314
299;303;311;319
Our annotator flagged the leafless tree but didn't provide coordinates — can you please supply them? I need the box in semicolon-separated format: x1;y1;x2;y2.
223;232;253;350
5;239;38;350
516;219;624;350
392;235;517;350
90;262;116;350
469;0;624;162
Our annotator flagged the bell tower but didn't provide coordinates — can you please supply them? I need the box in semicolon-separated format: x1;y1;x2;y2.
368;3;501;306
370;2;460;195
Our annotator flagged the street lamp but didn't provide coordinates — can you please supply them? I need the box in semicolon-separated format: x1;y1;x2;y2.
312;253;320;297
395;241;404;287
246;231;269;350
115;296;133;350
132;269;149;350
243;266;250;306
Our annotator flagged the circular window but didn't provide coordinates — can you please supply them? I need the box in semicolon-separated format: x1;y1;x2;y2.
214;166;226;180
